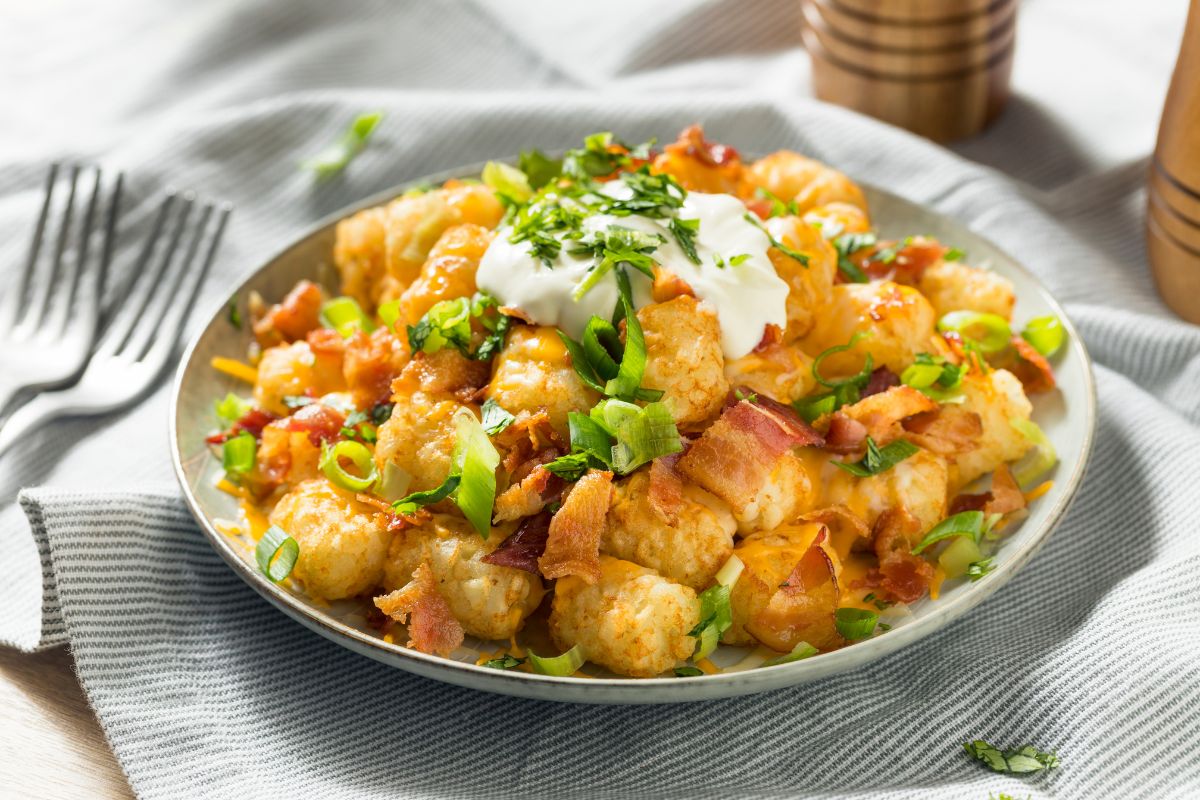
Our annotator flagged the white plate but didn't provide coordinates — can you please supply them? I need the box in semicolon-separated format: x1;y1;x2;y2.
170;167;1096;704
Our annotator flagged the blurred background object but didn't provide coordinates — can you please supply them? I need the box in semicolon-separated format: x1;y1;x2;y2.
800;0;1016;142
1147;0;1200;323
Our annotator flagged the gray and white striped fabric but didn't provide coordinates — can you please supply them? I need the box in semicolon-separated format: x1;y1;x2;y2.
3;1;1199;798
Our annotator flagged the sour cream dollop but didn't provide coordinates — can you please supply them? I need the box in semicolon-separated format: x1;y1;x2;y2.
476;192;789;360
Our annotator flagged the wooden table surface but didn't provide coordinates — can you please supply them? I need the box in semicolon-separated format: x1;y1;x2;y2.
0;646;133;799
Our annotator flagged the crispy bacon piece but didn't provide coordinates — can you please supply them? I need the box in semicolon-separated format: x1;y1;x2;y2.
652;267;696;303
670;124;741;167
862;366;900;398
252;280;324;347
753;324;784;354
872;508;934;603
374;562;464;657
285;403;345;446
1008;336;1057;394
495;411;565;476
797;506;873;556
949;492;989;514
826;385;937;449
344;328;405;408
847;237;945;284
987;464;1026;515
493;463;564;523
482;512;552;573
677;399;823;511
902;406;983;455
822;414;869;455
538;470;614;583
647;453;686;524
749;529;842;652
205;407;280;444
392;349;490;402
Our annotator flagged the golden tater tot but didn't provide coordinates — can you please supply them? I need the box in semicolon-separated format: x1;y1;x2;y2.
395;224;493;327
254;340;346;416
764;216;837;341
638;296;729;429
487;325;599;441
373;391;465;494
801;281;936;374
743;151;868;215
803;202;872;238
950;369;1034;491
918;260;1017;321
551;556;699;678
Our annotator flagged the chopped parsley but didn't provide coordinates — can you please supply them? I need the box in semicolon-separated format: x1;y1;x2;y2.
227;298;242;329
569;225;663;298
483;654;526;670
963;741;1060;774
480;398;516;436
832;232;875;283
674;666;704;678
967;557;995;581
282;395;316;409
743;213;809;267
832;436;919;477
944;247;966;261
517;150;563;190
668;217;701;263
755;186;799;218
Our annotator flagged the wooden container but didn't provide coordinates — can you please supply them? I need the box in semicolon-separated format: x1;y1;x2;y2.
1147;0;1200;323
801;0;1017;142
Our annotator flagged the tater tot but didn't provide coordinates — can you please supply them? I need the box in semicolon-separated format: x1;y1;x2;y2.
253;340;346;416
373;391;465;494
651;124;744;194
383;514;545;641
918;260;1017;321
550;555;699;678
268;479;391;601
725;521;842;651
602;471;736;590
638;296;729;429
333;207;388;309
803;202;872;238
743;151;868;215
487;325;599;441
381;182;504;293
395;224;493;327
816;448;950;534
950;369;1034;490
764;216;837;341
734;452;818;536
801;281;936;374
724;342;816;403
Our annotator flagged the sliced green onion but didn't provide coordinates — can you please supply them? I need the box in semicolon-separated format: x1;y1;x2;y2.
567;411;615;467
911;510;985;555
900;363;944;389
481;161;534;204
375;462;412;503
714;554;744;588
812;331;873;389
604;269;654;401
793;392;837;423
542;452;593;481
214;393;252;426
528;644;586;676
450;407;500;538
835;607;878;640
832;233;875;283
377;299;401;331
674;666;704;677
320;296;374;338
689;583;733;661
967;557;994;582
319;439;378;492
938;534;984;580
483;654;526;670
762;641;819;667
407;297;472;355
557;330;606;393
937;311;1012;355
392;474;461;515
256;525;299;583
222;432;256;476
480;398;516;436
302;111;383;179
581;316;622;381
592;399;682;474
832;437;919;478
1010;418;1057;486
1020;315;1066;358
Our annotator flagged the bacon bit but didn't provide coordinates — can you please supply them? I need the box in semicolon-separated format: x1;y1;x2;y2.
497;306;534;325
344;327;405;408
850;237;945;284
823;414;868;455
986;464;1026;515
647;453;686;524
392;348;490;402
873;508;934;604
797;506;872;558
538;470;614;583
285;403;345;446
862;367;900;398
828;385;937;448
901;406;983;455
753;324;784;354
671;124;741;167
678;399;823;511
374;562;464;657
496;412;565;476
652;267;696;303
1008;336;1057;394
493;464;564;523
949;492;990;514
205;407;280;445
749;529;842;651
388;506;432;532
482;512;552;573
744;197;774;221
252;280;324;347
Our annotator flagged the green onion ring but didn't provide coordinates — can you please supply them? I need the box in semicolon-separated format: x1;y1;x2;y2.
936;310;1012;355
319;439;378;492
256;525;300;583
528;645;586;676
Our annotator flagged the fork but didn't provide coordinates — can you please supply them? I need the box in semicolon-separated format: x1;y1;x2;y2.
0;164;123;415
0;191;232;456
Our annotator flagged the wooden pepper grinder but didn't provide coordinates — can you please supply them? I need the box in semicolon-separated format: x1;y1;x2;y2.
800;0;1017;142
1147;0;1200;324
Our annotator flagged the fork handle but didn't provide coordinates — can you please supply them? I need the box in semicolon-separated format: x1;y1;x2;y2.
0;394;62;457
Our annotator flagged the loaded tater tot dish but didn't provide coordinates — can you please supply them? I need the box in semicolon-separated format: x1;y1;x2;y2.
209;126;1064;678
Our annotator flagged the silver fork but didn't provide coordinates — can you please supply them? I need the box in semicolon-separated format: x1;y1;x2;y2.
0;191;232;455
0;164;123;414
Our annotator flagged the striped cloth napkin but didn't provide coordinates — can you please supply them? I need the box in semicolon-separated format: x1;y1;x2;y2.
2;2;1198;798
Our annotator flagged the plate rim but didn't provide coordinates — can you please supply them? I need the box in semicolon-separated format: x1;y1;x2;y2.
169;163;1097;703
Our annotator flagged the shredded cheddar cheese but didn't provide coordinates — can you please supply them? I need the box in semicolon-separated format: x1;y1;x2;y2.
929;565;946;600
215;478;247;499
211;356;259;383
1024;480;1055;503
695;658;721;675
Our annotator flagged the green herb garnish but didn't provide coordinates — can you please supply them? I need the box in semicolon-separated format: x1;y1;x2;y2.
302;111;383;179
832;437;919;477
480;398;516;436
834;607;878;640
483;654;527;670
963;741;1060;774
